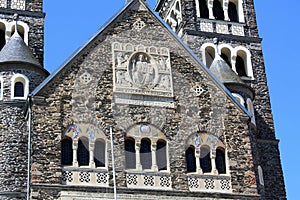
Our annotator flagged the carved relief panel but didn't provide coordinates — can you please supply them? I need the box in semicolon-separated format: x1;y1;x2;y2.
112;42;174;108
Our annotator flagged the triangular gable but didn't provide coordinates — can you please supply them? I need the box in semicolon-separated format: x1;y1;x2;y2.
31;0;251;117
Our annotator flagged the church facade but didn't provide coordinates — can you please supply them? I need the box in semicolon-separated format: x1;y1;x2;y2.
0;0;286;199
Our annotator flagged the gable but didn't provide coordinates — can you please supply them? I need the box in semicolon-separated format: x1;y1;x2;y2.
32;0;250;133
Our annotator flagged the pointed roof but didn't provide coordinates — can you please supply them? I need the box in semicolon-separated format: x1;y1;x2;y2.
210;53;244;84
0;32;41;67
31;0;251;117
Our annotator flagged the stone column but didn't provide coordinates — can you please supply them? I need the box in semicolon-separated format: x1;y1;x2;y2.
211;149;218;174
151;143;158;171
135;140;142;170
72;140;78;167
195;149;202;174
208;0;215;19
223;0;229;21
89;142;95;168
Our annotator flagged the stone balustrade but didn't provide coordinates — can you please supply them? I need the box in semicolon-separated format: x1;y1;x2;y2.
199;19;245;36
188;175;232;193
126;172;172;190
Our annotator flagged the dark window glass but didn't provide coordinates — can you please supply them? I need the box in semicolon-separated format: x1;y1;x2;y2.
213;0;224;20
200;146;212;173
199;0;209;18
186;146;196;172
77;138;89;166
14;82;24;97
236;55;247;76
156;140;167;171
228;2;239;22
94;139;105;167
61;138;73;166
125;138;136;169
140;138;152;170
216;148;226;174
0;29;5;50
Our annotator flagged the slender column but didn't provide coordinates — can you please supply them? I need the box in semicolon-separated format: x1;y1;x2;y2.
195;149;202;174
232;56;237;73
223;0;229;21
211;149;218;174
135;140;142;170
72;140;78;167
89;142;95;168
151;144;158;171
208;0;215;19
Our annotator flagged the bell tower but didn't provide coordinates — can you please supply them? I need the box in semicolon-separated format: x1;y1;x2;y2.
0;0;48;199
156;0;286;199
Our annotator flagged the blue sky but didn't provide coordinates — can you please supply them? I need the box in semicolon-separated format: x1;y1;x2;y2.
43;0;299;199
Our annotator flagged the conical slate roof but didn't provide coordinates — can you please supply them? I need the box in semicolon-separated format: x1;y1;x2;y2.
0;32;41;67
210;53;244;84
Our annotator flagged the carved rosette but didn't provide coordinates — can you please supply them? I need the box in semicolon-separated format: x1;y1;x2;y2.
112;42;174;108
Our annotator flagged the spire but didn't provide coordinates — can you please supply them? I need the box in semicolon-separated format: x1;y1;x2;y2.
0;22;41;67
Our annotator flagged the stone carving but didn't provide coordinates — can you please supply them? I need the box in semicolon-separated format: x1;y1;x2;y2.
112;42;174;108
133;18;146;31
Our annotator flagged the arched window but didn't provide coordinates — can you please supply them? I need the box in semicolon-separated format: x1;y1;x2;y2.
156;140;167;171
94;139;106;168
11;74;29;100
236;55;247;76
186;146;196;172
232;93;245;106
216;148;226;174
199;0;209;18
14;82;24;97
125;137;136;169
200;146;211;173
0;22;5;50
61;138;73;166
213;0;224;20
77;137;89;166
205;46;215;68
140;138;152;170
228;2;238;22
11;24;25;40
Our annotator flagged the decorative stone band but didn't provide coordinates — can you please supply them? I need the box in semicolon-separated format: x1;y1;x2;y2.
62;168;109;187
188;175;232;193
126;172;172;190
199;19;245;36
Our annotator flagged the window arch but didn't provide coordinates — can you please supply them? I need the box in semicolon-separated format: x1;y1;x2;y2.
213;0;224;20
220;47;232;67
232;93;245;106
156;139;167;171
198;0;209;18
186;133;227;175
77;137;89;167
228;1;238;22
125;137;136;169
125;124;169;172
61;137;73;166
216;147;226;174
233;47;253;78
203;45;215;68
94;139;106;168
63;124;107;169
186;146;196;172
200;145;212;173
11;74;29;100
11;24;25;40
140;138;152;170
247;98;256;125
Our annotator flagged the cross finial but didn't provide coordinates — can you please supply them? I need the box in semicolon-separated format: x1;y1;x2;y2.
13;13;19;33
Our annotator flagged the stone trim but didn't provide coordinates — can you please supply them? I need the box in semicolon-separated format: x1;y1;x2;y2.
185;29;262;43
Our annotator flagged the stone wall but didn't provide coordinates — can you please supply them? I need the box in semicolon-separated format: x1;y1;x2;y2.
30;2;258;199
